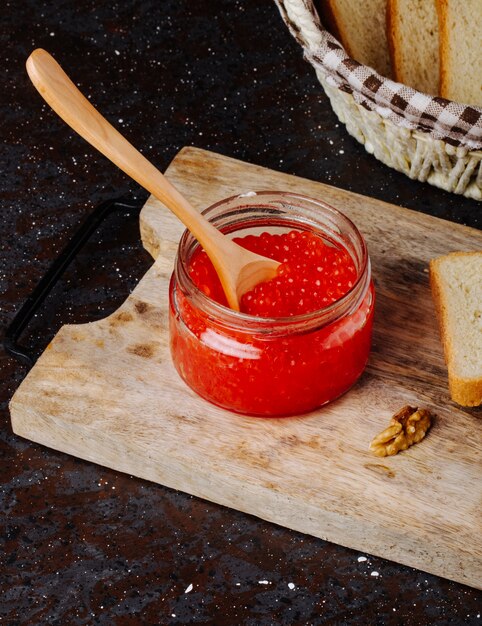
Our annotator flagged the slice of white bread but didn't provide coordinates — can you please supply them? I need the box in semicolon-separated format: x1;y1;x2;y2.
436;0;482;106
316;0;392;77
387;0;439;94
429;252;482;407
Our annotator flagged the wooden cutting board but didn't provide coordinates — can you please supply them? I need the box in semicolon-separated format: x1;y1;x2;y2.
10;147;482;589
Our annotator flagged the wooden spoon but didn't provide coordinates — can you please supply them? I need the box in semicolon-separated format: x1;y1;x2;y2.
26;48;280;311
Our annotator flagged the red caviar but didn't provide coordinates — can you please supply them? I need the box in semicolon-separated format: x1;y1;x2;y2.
169;193;374;417
189;230;358;317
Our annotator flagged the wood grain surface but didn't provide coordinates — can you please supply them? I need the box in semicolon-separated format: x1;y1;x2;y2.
10;147;482;588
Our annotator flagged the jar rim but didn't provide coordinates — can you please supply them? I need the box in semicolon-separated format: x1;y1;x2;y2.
174;191;370;332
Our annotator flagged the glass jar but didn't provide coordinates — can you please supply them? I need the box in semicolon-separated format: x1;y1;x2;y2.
169;192;375;417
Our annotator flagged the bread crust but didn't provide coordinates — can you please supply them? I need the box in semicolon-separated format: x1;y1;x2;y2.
435;0;449;99
429;252;482;407
315;1;353;56
386;0;400;81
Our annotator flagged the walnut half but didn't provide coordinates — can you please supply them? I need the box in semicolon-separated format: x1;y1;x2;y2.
369;406;433;457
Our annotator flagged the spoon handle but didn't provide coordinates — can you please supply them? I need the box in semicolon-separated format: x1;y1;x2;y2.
26;49;224;252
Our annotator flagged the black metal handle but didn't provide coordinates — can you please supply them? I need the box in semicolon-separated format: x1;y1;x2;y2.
4;197;143;368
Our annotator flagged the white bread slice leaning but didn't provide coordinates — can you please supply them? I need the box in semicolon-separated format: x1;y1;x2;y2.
316;0;392;77
429;251;482;407
387;0;439;94
436;0;482;106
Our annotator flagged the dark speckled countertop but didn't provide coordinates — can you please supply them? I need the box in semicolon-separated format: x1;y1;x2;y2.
1;1;480;624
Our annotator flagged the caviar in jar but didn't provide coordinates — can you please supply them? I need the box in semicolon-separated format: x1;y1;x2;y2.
169;192;375;417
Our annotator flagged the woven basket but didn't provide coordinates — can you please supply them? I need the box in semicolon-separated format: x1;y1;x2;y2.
276;0;482;201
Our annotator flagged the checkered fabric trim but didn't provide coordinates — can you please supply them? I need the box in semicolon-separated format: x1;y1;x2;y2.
302;27;482;149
